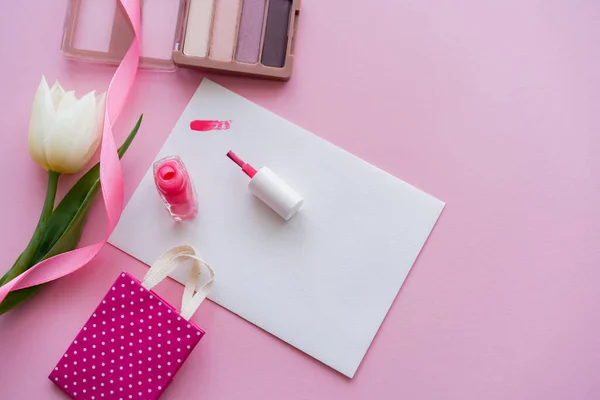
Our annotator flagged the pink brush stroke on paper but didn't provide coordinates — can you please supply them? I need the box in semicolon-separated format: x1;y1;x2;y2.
190;120;232;131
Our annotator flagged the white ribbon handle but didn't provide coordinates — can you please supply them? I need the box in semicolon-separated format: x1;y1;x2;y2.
142;245;214;320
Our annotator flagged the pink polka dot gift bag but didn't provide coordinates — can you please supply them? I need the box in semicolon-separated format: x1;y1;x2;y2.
48;245;215;400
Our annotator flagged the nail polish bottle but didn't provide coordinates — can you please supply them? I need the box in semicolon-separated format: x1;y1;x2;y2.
153;156;198;221
226;151;304;220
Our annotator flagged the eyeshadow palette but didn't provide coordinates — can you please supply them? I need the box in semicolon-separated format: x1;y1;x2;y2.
61;0;300;80
62;0;183;70
173;0;300;80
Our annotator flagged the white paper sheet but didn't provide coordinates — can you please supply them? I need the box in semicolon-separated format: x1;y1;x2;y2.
109;79;445;377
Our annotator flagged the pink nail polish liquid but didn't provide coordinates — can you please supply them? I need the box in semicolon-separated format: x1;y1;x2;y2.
153;156;197;221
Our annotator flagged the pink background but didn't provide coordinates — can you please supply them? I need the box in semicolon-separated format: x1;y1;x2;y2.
1;1;599;399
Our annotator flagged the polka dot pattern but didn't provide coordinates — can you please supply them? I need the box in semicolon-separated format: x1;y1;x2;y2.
49;272;205;399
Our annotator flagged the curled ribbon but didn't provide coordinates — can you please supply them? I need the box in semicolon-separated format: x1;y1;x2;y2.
0;0;141;304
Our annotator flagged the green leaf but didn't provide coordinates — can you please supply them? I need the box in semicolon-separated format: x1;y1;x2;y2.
0;285;42;314
0;171;60;286
0;115;143;315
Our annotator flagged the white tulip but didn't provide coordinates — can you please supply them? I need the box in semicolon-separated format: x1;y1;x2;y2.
28;76;106;173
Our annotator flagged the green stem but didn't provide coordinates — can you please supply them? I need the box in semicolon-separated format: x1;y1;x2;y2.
40;171;60;223
0;170;60;285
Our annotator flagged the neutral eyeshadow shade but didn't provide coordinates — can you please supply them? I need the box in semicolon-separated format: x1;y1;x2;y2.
210;0;242;61
141;0;181;60
183;0;215;58
261;0;292;68
235;0;267;64
74;0;117;53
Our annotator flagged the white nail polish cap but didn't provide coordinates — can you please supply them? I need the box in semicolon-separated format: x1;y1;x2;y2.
227;151;304;220
248;167;304;220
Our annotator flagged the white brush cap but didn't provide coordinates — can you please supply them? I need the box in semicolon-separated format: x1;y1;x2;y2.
248;167;304;220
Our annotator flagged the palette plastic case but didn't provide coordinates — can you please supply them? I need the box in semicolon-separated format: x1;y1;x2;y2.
61;0;300;80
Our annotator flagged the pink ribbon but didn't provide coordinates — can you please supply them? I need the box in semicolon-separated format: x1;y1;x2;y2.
0;0;141;304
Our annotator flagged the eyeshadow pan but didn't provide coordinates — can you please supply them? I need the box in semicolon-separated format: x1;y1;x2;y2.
210;0;242;61
183;0;215;58
141;0;181;60
261;0;292;68
73;0;116;53
235;0;267;64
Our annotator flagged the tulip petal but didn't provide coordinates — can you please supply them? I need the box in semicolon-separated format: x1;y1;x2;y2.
95;92;106;127
28;76;55;171
50;82;66;111
57;91;78;114
95;92;106;116
81;92;106;164
45;91;100;173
